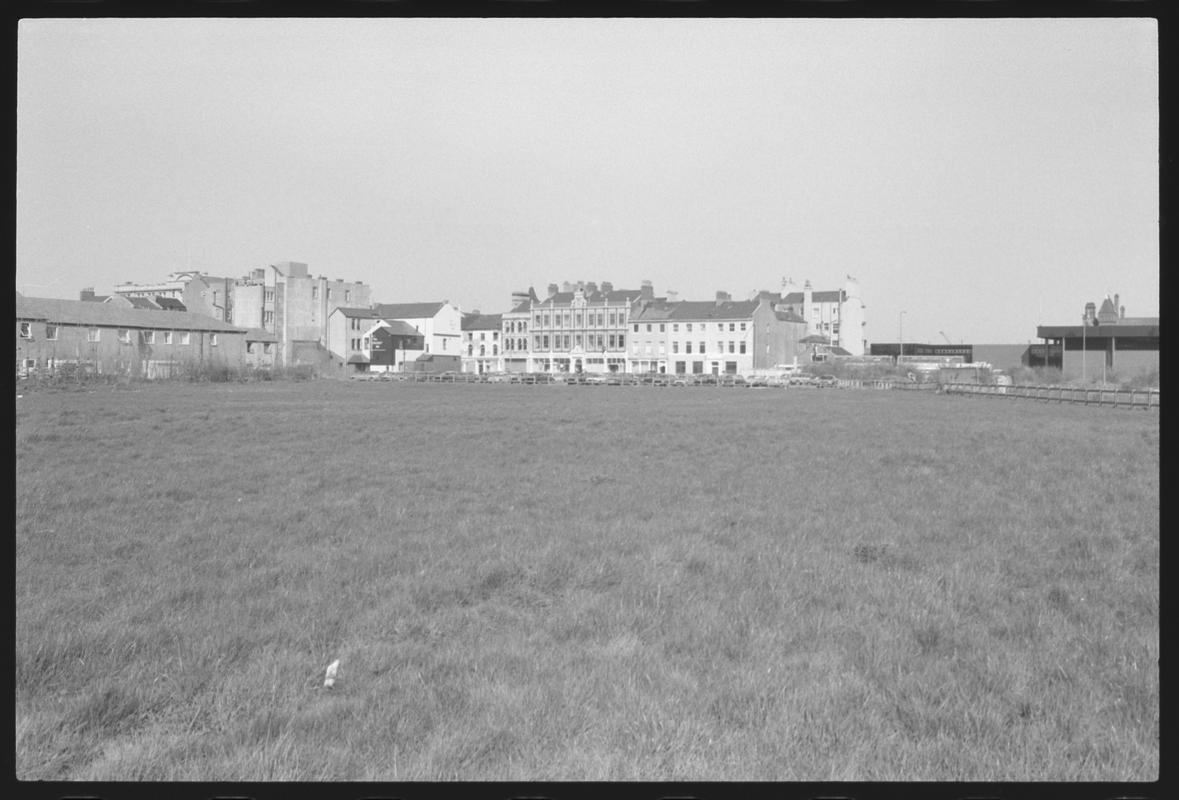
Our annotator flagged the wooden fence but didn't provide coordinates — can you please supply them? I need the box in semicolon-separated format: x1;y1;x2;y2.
939;382;1159;410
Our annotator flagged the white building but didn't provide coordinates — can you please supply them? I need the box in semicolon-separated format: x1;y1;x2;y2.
777;275;866;356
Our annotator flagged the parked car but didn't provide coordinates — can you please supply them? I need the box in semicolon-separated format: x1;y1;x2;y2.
816;374;838;388
788;374;817;387
584;374;606;385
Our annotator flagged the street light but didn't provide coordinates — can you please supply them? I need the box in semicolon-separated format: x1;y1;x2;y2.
898;310;907;367
1081;312;1087;383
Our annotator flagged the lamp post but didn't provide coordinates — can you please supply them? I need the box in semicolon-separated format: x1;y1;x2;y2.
1081;312;1087;383
898;310;906;367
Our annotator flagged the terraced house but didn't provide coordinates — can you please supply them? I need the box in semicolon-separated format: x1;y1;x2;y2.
524;280;645;374
628;291;809;375
461;312;503;375
16;292;247;379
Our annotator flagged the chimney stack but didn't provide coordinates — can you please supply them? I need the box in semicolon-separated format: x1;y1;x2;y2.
547;283;559;297
640;280;654;300
1121;306;1126;320
715;290;731;304
600;281;613;294
666;289;679;304
80;287;95;301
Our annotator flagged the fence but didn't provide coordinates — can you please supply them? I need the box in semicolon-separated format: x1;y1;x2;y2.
940;382;1159;410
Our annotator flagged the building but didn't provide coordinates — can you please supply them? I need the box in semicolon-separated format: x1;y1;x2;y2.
628;291;809;375
110;271;230;321
461;312;503;374
266;262;372;367
1036;295;1159;381
328;301;460;375
370;300;462;362
777;276;866;355
526;280;645;374
17;292;247;379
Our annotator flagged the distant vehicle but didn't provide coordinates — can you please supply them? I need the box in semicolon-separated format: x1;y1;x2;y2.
788;374;817;387
584;374;606;385
816;375;838;388
487;373;511;383
672;376;692;386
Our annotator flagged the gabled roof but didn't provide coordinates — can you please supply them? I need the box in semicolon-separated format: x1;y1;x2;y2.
462;313;503;331
331;306;380;319
780;289;844;304
373;319;422;337
666;300;760;321
16;295;246;333
372;302;447;320
125;296;160;310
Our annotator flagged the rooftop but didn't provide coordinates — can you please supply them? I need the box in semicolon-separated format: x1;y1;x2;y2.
16;294;246;333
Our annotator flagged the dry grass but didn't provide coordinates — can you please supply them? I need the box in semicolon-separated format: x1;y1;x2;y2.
15;381;1159;781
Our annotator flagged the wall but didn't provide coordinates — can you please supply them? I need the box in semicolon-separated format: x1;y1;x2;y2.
16;320;246;378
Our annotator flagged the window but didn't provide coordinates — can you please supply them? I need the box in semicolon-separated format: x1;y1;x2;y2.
675;361;685;373
19;322;32;339
686;342;693;354
717;341;723;353
633;324;639;333
312;285;319;300
264;311;274;325
672;341;679;353
617;334;624;348
265;289;274;302
729;341;735;353
729;323;735;332
659;324;665;332
247;342;256;354
264;342;273;354
543;335;550;349
442;338;447;351
118;329;131;344
687;323;693;332
740;323;747;331
739;341;746;354
575;334;583;348
658;342;666;355
699;341;705;353
211;334;219;346
46;325;58;340
327;288;333;300
142;331;156;344
163;331;173;345
672;323;679;332
609;313;616;326
365;337;371;349
181;332;191;345
345;290;351;302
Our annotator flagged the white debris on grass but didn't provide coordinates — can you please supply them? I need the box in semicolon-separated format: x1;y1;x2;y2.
324;659;340;689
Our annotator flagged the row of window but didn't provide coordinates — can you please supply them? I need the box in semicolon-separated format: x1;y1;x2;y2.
467;344;499;356
632;321;749;334
530;310;626;329
310;286;353;302
631;341;749;356
527;334;628;352
19;322;220;346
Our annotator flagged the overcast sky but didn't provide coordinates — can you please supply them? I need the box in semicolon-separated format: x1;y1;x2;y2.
17;17;1158;344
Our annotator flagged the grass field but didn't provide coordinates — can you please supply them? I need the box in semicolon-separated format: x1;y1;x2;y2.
14;381;1159;781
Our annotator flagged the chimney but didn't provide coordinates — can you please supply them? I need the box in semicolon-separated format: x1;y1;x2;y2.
511;290;530;308
547;283;559;297
1114;294;1119;314
1084;301;1096;324
585;281;598;295
715;290;731;304
561;281;574;293
640;280;654;300
80;287;95;301
1120;305;1126;320
666;289;679;304
600;281;613;294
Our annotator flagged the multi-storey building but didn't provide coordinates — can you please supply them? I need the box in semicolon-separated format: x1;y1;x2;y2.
461;313;503;374
111;271;230;321
526;280;646;374
370;301;463;363
777;276;866;355
326;307;428;374
628;291;808;375
266;262;371;367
